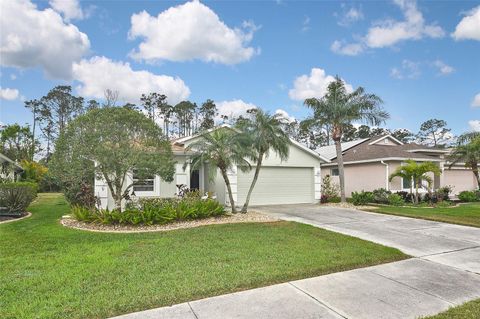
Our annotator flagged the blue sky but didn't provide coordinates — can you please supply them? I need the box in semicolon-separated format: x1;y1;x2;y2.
0;0;479;135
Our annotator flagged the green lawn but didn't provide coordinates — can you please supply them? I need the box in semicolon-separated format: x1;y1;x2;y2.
368;203;480;228
423;299;480;319
1;193;407;319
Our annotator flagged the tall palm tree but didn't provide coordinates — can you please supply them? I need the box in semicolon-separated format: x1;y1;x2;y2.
236;109;290;213
448;133;480;189
304;76;389;202
389;160;441;204
185;128;252;213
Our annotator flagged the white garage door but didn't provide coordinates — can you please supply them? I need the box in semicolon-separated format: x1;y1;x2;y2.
237;167;314;205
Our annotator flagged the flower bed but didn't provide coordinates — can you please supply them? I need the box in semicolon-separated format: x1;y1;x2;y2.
71;192;227;226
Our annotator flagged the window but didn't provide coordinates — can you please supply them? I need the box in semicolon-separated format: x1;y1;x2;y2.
132;170;154;192
331;168;339;176
402;177;411;189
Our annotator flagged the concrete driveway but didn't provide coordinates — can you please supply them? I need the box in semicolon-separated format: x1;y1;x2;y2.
111;205;480;319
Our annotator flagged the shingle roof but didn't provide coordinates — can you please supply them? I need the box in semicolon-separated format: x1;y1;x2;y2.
318;135;442;164
315;138;369;160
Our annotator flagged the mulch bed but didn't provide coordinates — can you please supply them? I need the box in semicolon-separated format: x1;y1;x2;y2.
0;212;31;224
61;211;279;233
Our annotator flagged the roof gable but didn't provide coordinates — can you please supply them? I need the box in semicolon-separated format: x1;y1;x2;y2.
368;135;404;146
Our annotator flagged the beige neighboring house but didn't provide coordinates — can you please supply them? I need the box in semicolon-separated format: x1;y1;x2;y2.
317;135;478;197
0;153;23;181
95;125;330;210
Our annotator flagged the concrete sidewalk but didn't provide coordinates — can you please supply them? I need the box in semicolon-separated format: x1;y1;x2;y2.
110;206;480;319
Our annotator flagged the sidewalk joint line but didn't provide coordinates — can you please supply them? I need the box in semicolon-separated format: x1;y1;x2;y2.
288;282;348;319
419;245;480;258
187;302;199;319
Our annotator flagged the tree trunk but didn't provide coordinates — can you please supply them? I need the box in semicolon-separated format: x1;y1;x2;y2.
241;155;263;213
415;179;419;205
220;168;237;213
334;137;346;202
31;108;36;161
471;162;480;189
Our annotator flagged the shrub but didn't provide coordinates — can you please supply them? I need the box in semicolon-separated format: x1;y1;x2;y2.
0;182;38;215
372;188;391;204
320;175;340;203
71;195;226;225
436;186;452;202
351;191;374;206
387;193;404;206
458;191;479;202
395;191;415;203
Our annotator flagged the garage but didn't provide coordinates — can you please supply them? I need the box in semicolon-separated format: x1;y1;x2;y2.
237;167;315;205
443;169;477;194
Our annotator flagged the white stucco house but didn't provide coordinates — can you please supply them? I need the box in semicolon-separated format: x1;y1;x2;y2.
95;126;330;209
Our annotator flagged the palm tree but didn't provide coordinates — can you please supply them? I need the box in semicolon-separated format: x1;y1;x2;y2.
389;160;441;204
185;128;252;213
236;109;290;213
448;133;480;189
304;76;389;202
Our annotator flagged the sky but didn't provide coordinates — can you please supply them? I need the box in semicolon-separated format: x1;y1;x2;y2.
0;0;479;135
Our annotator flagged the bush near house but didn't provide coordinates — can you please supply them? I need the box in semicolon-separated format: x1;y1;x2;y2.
458;191;480;202
387;193;404;206
351;191;375;206
320;175;341;203
0;182;38;215
372;188;391;204
72;191;225;225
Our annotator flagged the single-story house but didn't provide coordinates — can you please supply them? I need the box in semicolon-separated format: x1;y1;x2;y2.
0;153;23;181
318;134;478;196
95;125;330;209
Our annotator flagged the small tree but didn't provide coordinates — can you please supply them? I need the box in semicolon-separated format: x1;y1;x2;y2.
304;76;388;202
186;128;252;213
448;133;480;189
417;119;452;147
51;107;175;210
0;124;37;162
389;160;441;204
236;109;290;213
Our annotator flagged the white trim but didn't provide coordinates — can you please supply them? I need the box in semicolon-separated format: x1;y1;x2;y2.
380;160;389;191
368;135;404;146
407;149;449;154
174;124;234;144
321;157;443;167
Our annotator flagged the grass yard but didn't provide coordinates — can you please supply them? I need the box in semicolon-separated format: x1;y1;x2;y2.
423;299;480;319
1;193;407;319
368;203;480;228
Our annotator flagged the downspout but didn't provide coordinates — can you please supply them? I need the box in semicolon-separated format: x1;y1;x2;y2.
381;160;389;191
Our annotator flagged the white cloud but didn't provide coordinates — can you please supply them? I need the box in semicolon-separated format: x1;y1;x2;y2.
469;120;480;132
302;16;310;32
288;68;353;101
365;0;444;48
452;6;480;41
275;109;296;123
432;60;455;76
49;0;85;21
72;56;190;105
390;59;421;79
330;40;364;56
0;87;20;101
215;99;257;121
129;0;259;64
472;93;480;107
331;0;444;55
337;5;364;27
0;0;90;79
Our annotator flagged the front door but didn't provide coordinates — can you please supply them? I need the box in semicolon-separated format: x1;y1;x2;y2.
190;169;200;190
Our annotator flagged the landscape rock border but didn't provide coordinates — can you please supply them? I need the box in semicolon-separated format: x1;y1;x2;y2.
60;211;279;233
0;212;32;224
